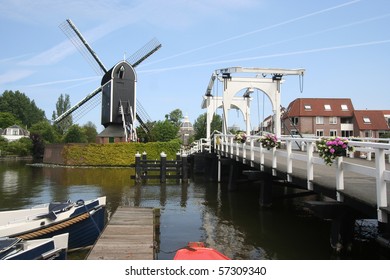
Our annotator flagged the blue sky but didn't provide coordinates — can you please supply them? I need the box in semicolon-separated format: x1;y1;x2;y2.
1;0;389;132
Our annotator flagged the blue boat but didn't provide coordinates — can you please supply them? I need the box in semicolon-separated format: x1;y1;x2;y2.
0;233;68;260
0;197;106;250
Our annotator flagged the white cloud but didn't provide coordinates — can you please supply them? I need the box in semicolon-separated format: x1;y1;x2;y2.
0;69;35;84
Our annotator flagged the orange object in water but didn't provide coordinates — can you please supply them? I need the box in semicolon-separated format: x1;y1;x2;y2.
174;242;230;260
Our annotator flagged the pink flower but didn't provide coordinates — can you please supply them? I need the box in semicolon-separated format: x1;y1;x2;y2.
330;148;335;154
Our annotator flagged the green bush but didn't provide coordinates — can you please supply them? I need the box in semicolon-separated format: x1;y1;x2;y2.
62;140;181;166
2;137;33;157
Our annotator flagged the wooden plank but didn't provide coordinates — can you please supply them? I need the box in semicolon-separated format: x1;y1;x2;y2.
86;206;159;260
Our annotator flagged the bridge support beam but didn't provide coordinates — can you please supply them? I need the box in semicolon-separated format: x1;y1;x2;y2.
259;173;273;208
305;201;355;253
228;160;241;191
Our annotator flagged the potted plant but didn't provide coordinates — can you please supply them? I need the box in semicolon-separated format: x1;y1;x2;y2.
234;131;247;143
258;133;279;150
316;136;354;166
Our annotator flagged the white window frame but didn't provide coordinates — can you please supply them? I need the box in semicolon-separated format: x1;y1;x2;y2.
330;130;337;137
291;117;299;125
363;117;371;124
316;129;324;137
316;116;324;125
324;104;332;111
329;116;337;124
304;105;312;111
341;104;349;111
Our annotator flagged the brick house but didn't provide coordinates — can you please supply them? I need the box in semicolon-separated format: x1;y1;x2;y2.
353;110;390;138
282;98;355;137
281;98;390;138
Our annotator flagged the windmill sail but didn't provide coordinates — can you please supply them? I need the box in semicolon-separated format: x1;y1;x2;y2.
126;38;162;68
59;19;107;75
53;87;102;124
136;100;153;133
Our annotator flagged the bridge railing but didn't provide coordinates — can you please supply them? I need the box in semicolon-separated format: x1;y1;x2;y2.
212;133;390;223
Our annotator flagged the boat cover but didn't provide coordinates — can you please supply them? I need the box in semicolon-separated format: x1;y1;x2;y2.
174;242;230;260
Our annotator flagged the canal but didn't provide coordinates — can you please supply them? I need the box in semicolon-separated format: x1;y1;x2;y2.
0;159;388;260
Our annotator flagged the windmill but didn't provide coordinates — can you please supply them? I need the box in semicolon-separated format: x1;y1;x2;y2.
53;19;161;143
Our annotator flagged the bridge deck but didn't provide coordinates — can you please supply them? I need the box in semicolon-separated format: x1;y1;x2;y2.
215;138;390;219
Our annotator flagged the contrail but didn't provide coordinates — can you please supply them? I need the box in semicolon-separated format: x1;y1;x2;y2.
26;76;99;88
197;13;390;64
139;39;390;73
141;0;361;67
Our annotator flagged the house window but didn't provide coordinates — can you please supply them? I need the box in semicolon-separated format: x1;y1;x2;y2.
341;130;353;137
340;117;352;124
291;117;298;125
316;130;324;137
12;129;18;135
364;131;371;138
304;105;312;110
316;116;324;124
324;104;332;111
329;116;337;124
330;130;337;137
341;104;349;111
363;117;371;124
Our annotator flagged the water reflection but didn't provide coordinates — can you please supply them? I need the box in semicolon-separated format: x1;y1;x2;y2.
0;160;387;260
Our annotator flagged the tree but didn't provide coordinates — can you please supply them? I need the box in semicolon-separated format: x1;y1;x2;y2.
149;120;179;142
193;113;222;140
82;121;98;143
165;109;183;127
136;121;156;142
30;133;45;161
63;125;87;143
30;121;59;144
0;112;22;128
52;93;73;134
0;90;46;127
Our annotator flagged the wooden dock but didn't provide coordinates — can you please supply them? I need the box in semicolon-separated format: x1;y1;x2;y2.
87;206;160;260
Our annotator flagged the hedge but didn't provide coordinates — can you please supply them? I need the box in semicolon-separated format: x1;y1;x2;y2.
61;140;181;166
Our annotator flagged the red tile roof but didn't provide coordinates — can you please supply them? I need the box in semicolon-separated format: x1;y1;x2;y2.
354;110;390;130
284;98;354;118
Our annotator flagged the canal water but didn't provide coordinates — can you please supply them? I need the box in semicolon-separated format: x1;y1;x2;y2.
0;159;388;260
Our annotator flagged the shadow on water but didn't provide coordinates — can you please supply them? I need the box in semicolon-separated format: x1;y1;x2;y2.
0;159;388;260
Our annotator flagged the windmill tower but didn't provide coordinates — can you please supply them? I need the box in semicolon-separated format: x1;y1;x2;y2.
54;19;161;143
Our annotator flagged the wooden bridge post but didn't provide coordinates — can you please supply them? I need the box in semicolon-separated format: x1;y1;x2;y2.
135;152;141;183
142;151;147;164
228;159;242;191
330;211;355;253
176;152;181;182
160;152;166;183
259;173;273;207
182;153;188;183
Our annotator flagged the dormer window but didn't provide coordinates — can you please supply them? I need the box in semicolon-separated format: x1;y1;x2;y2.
341;104;348;111
363;117;371;124
304;105;312;110
324;104;331;111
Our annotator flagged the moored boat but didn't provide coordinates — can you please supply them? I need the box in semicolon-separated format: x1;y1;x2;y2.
174;242;230;260
0;233;69;260
0;196;106;250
